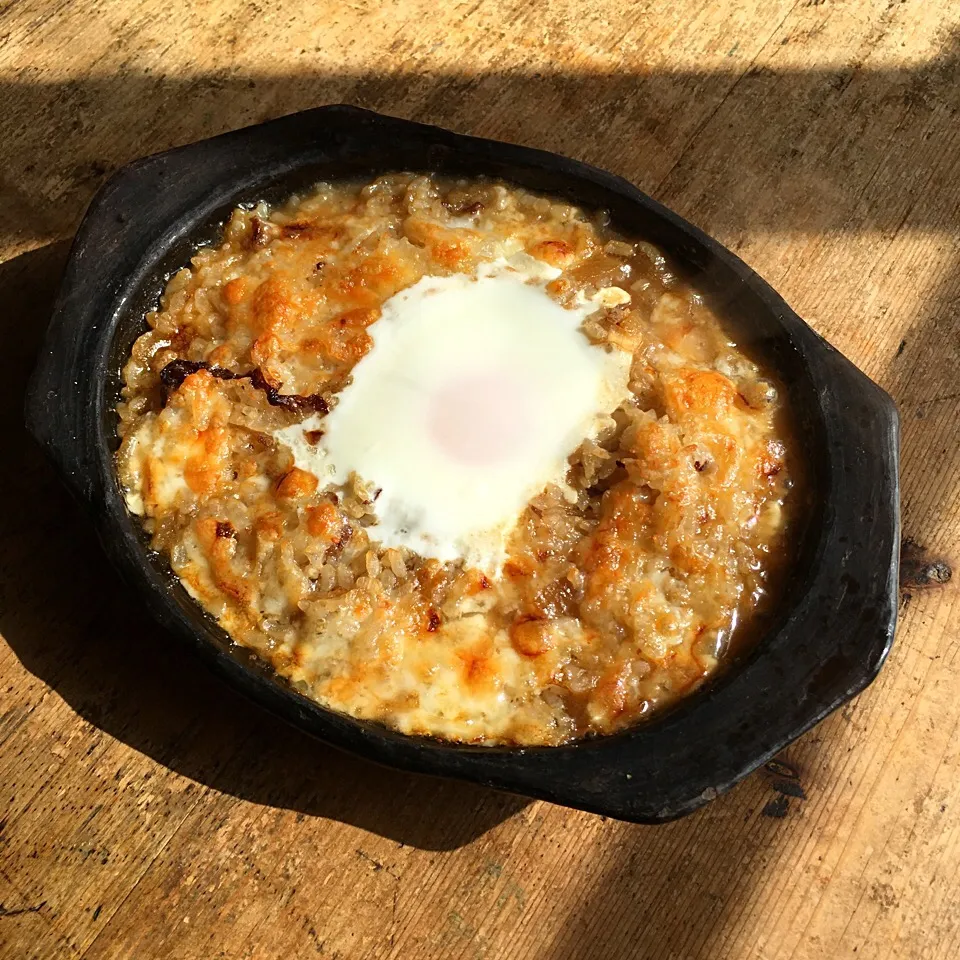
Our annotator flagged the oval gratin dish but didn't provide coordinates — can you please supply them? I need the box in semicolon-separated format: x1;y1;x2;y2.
25;105;900;823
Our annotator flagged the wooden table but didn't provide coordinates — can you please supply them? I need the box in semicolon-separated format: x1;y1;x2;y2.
2;1;958;957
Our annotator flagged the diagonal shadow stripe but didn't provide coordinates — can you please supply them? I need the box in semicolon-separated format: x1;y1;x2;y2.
0;34;959;250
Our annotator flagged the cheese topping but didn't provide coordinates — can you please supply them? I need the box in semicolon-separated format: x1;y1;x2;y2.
115;174;796;746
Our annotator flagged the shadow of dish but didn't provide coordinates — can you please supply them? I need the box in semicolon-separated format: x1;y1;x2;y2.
0;243;528;852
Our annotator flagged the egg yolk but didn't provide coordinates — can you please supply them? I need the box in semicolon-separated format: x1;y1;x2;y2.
428;370;536;466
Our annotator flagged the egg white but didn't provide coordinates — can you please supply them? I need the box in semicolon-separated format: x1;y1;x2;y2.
275;254;631;574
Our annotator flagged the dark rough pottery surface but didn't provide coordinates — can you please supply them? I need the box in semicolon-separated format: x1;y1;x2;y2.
25;105;900;823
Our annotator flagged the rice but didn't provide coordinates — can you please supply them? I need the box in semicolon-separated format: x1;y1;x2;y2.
115;173;797;745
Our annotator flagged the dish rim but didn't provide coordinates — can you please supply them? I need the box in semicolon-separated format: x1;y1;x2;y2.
25;104;900;823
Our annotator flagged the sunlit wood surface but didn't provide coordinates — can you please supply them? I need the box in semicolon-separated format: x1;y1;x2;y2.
1;1;959;957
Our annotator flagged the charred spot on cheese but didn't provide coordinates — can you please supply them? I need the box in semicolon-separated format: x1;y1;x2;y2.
215;520;236;539
281;220;313;237
158;359;329;415
248;368;330;415
116;173;798;747
249;216;269;248
160;358;239;389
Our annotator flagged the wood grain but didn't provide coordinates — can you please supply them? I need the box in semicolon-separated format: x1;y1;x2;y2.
1;1;958;958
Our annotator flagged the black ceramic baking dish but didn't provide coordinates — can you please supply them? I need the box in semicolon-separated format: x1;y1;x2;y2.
25;105;900;823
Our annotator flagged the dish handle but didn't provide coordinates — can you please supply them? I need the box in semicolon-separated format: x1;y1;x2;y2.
25;247;102;508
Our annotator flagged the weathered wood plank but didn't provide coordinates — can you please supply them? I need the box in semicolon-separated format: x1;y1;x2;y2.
2;1;959;958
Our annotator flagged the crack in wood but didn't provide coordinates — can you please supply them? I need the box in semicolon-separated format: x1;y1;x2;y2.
0;900;46;918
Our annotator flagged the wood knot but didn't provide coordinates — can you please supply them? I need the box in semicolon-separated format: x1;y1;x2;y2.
900;538;952;590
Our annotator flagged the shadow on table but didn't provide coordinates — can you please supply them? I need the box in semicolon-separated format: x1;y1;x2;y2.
1;31;959;949
0;243;529;852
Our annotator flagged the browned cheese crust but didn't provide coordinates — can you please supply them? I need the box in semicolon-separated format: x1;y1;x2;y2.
116;174;797;745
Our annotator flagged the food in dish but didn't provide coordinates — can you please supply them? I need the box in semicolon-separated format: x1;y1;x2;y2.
116;173;797;745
